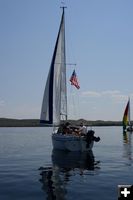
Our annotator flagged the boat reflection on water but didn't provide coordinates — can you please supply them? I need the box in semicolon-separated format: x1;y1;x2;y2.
39;150;100;199
52;149;100;172
123;131;132;165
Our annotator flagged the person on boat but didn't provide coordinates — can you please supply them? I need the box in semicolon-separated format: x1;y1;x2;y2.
57;122;72;134
78;122;87;136
85;130;100;148
62;122;72;134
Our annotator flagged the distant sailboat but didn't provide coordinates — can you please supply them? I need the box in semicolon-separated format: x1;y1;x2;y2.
40;7;100;151
123;98;133;132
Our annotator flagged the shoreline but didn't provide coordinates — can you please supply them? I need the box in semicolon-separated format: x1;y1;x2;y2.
0;118;123;127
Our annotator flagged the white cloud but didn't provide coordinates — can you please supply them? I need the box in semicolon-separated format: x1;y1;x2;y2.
101;90;120;95
81;90;129;102
82;91;101;97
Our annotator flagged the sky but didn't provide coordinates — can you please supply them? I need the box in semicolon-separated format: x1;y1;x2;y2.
0;0;133;121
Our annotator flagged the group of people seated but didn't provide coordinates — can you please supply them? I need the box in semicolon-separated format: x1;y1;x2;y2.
57;121;100;147
57;122;88;136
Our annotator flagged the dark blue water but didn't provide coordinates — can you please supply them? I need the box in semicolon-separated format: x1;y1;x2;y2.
0;127;132;200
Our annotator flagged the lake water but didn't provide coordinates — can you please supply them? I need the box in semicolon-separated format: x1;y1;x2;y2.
0;126;132;200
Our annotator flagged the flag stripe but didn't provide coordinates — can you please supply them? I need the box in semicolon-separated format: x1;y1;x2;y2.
70;70;80;89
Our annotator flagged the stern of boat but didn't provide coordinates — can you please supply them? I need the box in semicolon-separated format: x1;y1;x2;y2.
52;133;93;152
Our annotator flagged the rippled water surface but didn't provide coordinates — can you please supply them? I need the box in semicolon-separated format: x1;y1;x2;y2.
0;126;132;200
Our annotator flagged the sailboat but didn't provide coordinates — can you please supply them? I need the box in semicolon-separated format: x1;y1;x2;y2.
40;8;100;151
123;98;133;132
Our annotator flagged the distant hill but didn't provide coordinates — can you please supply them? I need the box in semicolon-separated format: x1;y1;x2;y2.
67;119;122;127
0;118;123;127
0;118;41;127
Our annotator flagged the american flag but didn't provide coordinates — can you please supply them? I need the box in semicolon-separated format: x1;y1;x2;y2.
69;70;80;89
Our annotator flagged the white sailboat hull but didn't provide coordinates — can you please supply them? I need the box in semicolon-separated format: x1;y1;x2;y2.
52;133;94;152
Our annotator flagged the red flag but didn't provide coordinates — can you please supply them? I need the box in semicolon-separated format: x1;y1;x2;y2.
70;70;80;89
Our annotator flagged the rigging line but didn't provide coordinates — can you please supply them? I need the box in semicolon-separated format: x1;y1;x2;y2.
70;86;79;120
76;90;81;120
70;85;75;119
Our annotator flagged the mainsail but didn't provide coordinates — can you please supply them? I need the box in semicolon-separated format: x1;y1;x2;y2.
40;8;67;125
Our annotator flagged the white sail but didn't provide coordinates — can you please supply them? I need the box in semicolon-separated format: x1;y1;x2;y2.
40;9;67;125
